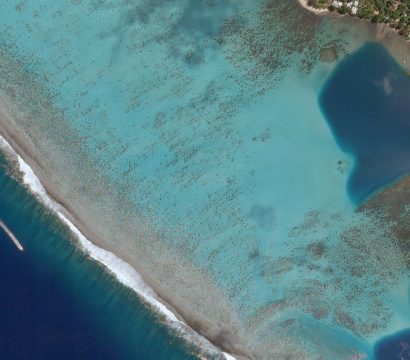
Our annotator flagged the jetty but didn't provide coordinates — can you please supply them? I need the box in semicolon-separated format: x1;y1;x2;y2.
0;219;24;251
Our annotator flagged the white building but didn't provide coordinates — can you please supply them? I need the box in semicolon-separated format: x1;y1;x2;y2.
332;0;359;15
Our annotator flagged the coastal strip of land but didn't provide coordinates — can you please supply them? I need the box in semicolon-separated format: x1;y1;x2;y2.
0;108;246;359
297;0;410;40
0;219;23;251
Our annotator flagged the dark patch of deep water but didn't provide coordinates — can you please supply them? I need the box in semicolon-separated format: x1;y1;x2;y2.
0;154;198;359
319;42;410;204
374;329;410;360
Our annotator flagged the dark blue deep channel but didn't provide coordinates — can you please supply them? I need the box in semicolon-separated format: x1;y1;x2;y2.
0;153;198;359
374;329;410;360
320;42;410;204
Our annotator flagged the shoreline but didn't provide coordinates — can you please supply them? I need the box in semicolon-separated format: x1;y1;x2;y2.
0;116;241;360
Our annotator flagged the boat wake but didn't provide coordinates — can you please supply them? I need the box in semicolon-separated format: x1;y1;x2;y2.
0;218;24;251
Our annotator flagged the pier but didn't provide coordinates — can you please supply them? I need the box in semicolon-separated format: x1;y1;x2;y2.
0;219;24;251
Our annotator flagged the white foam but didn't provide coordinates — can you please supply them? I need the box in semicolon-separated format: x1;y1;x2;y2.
0;135;236;359
56;213;181;323
222;352;237;360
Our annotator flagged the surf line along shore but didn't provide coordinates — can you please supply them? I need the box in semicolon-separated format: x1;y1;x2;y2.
0;219;24;251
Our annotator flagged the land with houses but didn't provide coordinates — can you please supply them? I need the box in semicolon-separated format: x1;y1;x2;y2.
305;0;410;39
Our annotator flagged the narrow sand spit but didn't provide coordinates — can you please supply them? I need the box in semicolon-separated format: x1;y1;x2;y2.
297;0;329;14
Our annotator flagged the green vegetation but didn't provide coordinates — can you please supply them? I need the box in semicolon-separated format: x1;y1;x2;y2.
311;1;410;39
307;0;329;8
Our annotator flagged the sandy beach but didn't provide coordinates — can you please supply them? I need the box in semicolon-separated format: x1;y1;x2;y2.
297;0;329;14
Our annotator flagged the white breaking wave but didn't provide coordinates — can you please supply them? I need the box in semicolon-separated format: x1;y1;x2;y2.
222;353;237;360
0;136;236;360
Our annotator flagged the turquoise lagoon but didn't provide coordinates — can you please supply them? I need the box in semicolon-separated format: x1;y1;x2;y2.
0;0;410;358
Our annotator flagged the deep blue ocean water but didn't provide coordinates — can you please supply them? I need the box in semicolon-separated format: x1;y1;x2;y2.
320;42;410;204
375;329;410;360
0;154;198;360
